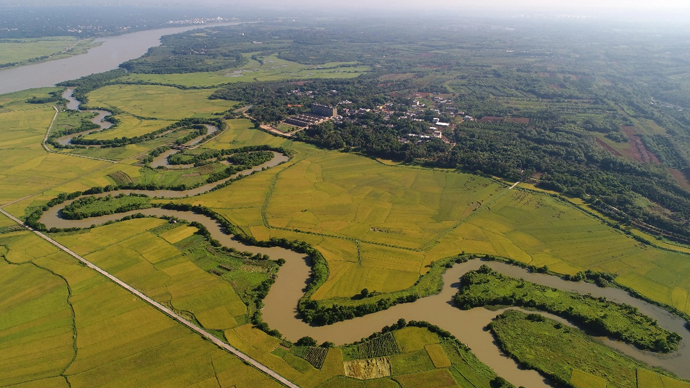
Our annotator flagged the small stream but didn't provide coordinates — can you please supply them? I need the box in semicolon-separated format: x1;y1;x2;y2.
54;88;113;146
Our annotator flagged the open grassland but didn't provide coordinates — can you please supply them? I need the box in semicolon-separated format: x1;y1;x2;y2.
83;115;174;141
121;54;369;87
0;225;283;388
0;37;96;66
0;89;112;206
86;85;238;120
488;310;685;388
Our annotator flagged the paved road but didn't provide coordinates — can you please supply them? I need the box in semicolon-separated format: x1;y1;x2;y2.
0;208;300;388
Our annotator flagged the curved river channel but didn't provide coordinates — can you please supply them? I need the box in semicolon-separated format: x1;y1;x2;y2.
38;152;690;388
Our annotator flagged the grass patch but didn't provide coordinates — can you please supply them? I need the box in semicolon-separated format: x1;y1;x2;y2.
454;265;681;352
488;310;681;388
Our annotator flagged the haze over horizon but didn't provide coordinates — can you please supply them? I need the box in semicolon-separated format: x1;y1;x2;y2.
1;0;690;16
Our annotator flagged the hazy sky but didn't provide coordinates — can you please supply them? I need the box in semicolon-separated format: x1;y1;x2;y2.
3;0;690;18
269;0;685;9
4;0;690;10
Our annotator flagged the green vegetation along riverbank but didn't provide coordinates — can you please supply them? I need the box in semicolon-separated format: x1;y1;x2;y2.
454;266;681;352
488;310;685;388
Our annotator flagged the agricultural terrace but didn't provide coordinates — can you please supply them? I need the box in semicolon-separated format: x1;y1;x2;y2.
0;223;283;388
120;54;370;88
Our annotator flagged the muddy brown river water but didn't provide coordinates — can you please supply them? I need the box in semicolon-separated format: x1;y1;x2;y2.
38;151;690;388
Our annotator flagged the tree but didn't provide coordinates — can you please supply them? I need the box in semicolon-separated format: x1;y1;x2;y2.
296;336;317;347
360;288;370;298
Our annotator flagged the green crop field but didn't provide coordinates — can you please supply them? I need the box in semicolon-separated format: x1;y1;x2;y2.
121;54;370;87
86;85;238;120
0;37;96;66
488;310;686;388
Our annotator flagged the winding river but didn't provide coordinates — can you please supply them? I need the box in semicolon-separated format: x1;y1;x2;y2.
38;151;690;388
55;89;219;153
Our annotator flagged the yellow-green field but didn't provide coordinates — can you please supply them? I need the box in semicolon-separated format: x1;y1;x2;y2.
176;123;690;310
121;54;370;87
83;115;175;141
0;37;97;66
86;85;238;120
0;226;283;388
0;89;113;206
53;218;247;332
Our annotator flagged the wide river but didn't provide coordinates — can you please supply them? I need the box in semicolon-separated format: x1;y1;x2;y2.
0;22;243;95
39;153;690;388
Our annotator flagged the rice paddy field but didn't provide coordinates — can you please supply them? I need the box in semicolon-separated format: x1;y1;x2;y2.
177;122;690;313
120;54;370;88
4;57;690;388
86;85;238;120
82;115;175;141
0;223;284;388
0;89;113;206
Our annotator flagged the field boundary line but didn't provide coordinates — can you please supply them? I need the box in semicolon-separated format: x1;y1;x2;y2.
42;105;118;164
0;208;301;388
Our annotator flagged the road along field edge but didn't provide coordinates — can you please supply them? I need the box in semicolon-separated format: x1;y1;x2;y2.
0;208;301;388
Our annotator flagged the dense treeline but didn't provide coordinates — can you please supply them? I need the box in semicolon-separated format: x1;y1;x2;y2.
61;194;150;220
57;68;127;106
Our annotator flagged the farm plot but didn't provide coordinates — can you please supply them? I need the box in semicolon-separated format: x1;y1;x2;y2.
86;85;238;120
83;115;174;141
0;229;282;388
0;93;110;206
53;218;247;331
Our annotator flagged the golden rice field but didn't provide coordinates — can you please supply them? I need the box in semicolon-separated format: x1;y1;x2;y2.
4;76;690;387
0;89;112;206
53;218;247;331
179;124;690;312
86;84;238;120
0;225;283;388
